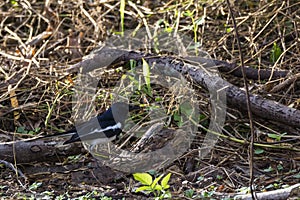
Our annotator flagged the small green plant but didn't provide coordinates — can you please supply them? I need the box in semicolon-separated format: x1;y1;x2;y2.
183;10;203;55
254;148;264;154
216;175;223;180
224;24;233;33
183;10;198;43
67;154;83;163
10;0;18;7
173;102;198;127
293;173;300;178
277;164;283;171
122;58;153;98
264;166;274;172
236;186;251;195
29;182;42;190
16;126;41;135
196;176;204;182
142;58;152;96
184;189;194;198
119;0;125;36
173;110;183;127
133;172;172;199
201;190;214;198
267;132;287;141
270;42;282;63
265;182;281;190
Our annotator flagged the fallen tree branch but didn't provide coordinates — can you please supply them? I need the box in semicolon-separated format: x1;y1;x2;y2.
234;183;300;200
0;136;84;163
270;72;300;93
68;48;300;128
185;56;288;80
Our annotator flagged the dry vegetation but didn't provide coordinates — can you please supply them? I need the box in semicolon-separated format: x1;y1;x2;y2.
0;0;300;199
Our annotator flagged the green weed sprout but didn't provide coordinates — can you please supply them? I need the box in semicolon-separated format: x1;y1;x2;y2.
133;172;172;199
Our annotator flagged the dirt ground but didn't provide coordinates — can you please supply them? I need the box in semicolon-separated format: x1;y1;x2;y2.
0;0;300;199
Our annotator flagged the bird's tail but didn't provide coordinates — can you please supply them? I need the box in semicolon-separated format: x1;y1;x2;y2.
38;128;77;139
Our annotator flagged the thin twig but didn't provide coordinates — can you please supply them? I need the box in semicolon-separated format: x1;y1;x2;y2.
225;1;257;199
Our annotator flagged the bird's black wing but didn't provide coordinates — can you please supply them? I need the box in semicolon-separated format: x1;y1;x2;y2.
63;116;121;144
41;102;139;144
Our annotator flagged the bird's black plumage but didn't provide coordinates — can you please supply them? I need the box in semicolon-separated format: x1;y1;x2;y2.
62;102;139;145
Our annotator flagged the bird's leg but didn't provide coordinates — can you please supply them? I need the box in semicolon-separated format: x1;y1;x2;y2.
107;142;111;154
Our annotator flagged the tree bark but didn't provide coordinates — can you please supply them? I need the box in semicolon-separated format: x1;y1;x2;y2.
234;183;300;200
0;136;83;163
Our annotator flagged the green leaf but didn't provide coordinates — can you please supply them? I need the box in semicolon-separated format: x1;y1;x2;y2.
195;16;205;26
153;184;162;191
148;169;157;176
270;42;282;63
293;173;300;178
180;102;193;117
185;189;194;198
129;59;137;71
264;166;273;172
127;74;139;86
183;10;194;17
268;133;280;141
161;191;172;198
161;173;171;189
151;174;163;189
16;126;27;134
28;131;35;135
216;175;223;180
155;97;162;102
226;27;233;33
165;27;173;33
29;182;42;190
135;185;152;193
173;112;183;127
197;176;204;182
10;0;18;6
133;173;153;185
268;133;286;141
142;58;152;96
179;102;199;123
254;148;264;154
265;184;275;189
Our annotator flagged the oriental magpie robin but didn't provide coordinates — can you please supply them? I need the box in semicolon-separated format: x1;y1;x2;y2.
62;102;140;146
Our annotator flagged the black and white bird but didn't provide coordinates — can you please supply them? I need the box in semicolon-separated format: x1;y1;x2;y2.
60;102;140;146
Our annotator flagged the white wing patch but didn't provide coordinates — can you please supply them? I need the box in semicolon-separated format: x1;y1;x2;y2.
80;122;122;138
